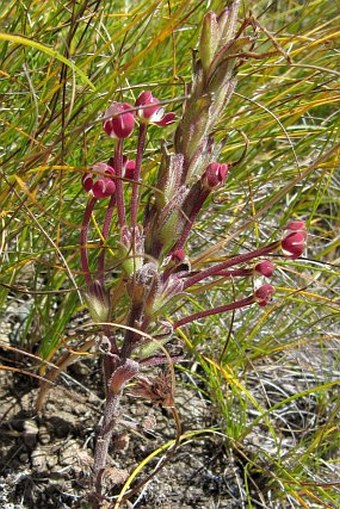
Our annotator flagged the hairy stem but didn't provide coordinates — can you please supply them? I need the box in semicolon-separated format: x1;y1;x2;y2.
183;241;279;290
172;188;209;252
215;268;253;277
114;139;126;231
174;294;255;329
121;301;144;360
92;391;121;508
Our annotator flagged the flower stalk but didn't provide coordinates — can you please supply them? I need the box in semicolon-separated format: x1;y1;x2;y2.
183;241;280;290
130;122;147;231
97;194;116;284
114;139;127;232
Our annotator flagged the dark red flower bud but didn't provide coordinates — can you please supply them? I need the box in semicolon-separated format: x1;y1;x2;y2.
82;162;116;199
281;231;306;259
82;173;93;193
124;159;136;180
136;91;160;119
171;248;186;264
286;219;307;239
103;102;135;139
255;260;275;277
202;162;229;189
286;219;305;231
92;178;116;199
135;91;176;126
255;284;275;307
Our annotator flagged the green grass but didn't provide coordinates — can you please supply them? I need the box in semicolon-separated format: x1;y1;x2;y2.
0;0;339;507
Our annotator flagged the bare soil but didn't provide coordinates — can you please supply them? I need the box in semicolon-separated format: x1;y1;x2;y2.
1;298;338;509
0;346;252;509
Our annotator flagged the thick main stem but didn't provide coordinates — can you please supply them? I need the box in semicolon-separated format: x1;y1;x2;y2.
114;139;126;231
92;391;120;508
183;241;279;290
80;197;97;287
173;294;255;329
130;123;147;230
120;301;144;360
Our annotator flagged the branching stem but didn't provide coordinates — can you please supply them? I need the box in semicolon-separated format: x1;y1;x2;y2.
114;139;126;231
174;294;255;329
183;241;279;290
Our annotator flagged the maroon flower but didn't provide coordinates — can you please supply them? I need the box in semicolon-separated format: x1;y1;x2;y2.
255;284;275;307
255;260;275;277
171;249;186;264
82;162;116;199
281;231;306;259
202;162;229;189
123;159;136;180
281;219;307;259
286;219;307;234
103;102;135;139
135;91;176;126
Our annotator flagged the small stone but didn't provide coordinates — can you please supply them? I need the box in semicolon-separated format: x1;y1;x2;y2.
114;432;130;451
102;466;129;487
31;447;48;472
38;425;50;444
23;419;39;447
142;414;157;431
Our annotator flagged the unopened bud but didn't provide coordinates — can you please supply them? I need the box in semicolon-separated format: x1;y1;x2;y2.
255;284;275;307
171;249;186;264
84;280;111;323
255;260;275;277
103;102;135;139
282;232;306;259
199;12;219;72
202;162;229;189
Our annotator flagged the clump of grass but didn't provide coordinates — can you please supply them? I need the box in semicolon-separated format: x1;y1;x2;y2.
0;0;338;508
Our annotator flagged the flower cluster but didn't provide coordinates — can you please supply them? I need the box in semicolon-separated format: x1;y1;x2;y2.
82;162;115;199
80;87;308;327
80;60;309;343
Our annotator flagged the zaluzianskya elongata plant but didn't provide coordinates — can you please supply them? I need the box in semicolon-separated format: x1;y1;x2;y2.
77;3;308;506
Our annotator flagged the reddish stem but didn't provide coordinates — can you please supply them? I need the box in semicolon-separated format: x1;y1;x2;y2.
92;391;120;508
183;241;279;290
97;194;116;284
130;123;147;230
215;268;253;277
80;197;97;287
114;139;126;231
173;294;255;329
173;189;209;252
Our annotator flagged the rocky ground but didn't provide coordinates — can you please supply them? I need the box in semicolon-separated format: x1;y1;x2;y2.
1;296;338;509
